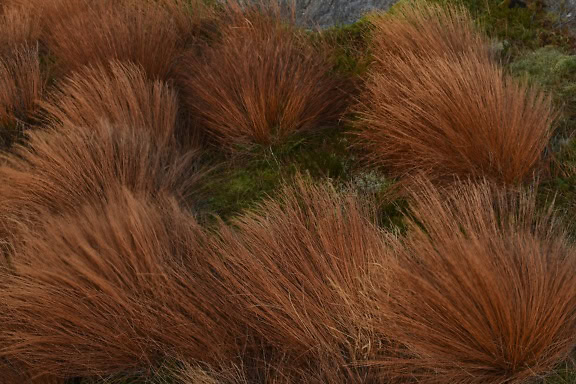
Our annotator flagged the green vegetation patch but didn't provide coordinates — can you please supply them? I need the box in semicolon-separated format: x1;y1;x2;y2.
199;127;354;221
509;47;576;134
444;0;573;51
316;17;374;77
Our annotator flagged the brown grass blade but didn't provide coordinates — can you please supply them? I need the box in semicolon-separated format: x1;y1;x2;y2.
369;1;493;65
32;0;193;79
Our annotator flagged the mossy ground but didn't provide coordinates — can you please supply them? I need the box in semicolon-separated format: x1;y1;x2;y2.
197;127;355;221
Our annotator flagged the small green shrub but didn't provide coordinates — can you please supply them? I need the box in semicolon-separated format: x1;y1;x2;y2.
460;0;572;50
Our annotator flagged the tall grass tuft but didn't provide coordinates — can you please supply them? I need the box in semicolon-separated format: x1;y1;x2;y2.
355;52;555;185
42;61;180;145
0;122;203;261
354;1;555;186
203;178;389;378
0;189;233;377
30;0;196;79
172;357;371;384
177;4;349;149
369;179;576;383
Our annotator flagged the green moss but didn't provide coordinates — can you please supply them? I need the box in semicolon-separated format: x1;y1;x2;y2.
509;47;576;135
199;128;354;221
509;47;576;103
198;127;411;233
517;49;576;224
313;17;373;77
199;159;285;220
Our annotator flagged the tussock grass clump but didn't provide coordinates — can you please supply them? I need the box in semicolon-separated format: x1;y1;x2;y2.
370;1;492;63
42;61;180;144
355;52;555;185
178;5;349;149
372;179;576;383
33;0;194;79
0;189;232;377
0;45;43;127
205;179;389;378
0;123;203;260
355;1;556;186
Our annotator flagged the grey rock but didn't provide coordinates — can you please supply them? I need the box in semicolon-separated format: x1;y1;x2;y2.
289;0;397;28
240;0;575;30
235;0;397;28
549;0;576;31
295;0;575;29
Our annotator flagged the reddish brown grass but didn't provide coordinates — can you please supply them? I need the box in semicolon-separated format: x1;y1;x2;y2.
0;5;41;54
203;179;389;379
0;188;234;377
42;61;180;145
31;0;193;79
0;122;203;262
369;1;492;65
6;0;213;39
355;53;556;185
173;356;372;384
157;0;217;39
177;4;349;149
0;362;63;384
0;45;43;127
355;1;554;186
368;179;576;383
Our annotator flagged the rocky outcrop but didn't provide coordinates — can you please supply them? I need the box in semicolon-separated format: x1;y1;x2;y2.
293;0;576;29
290;0;397;28
240;0;575;29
